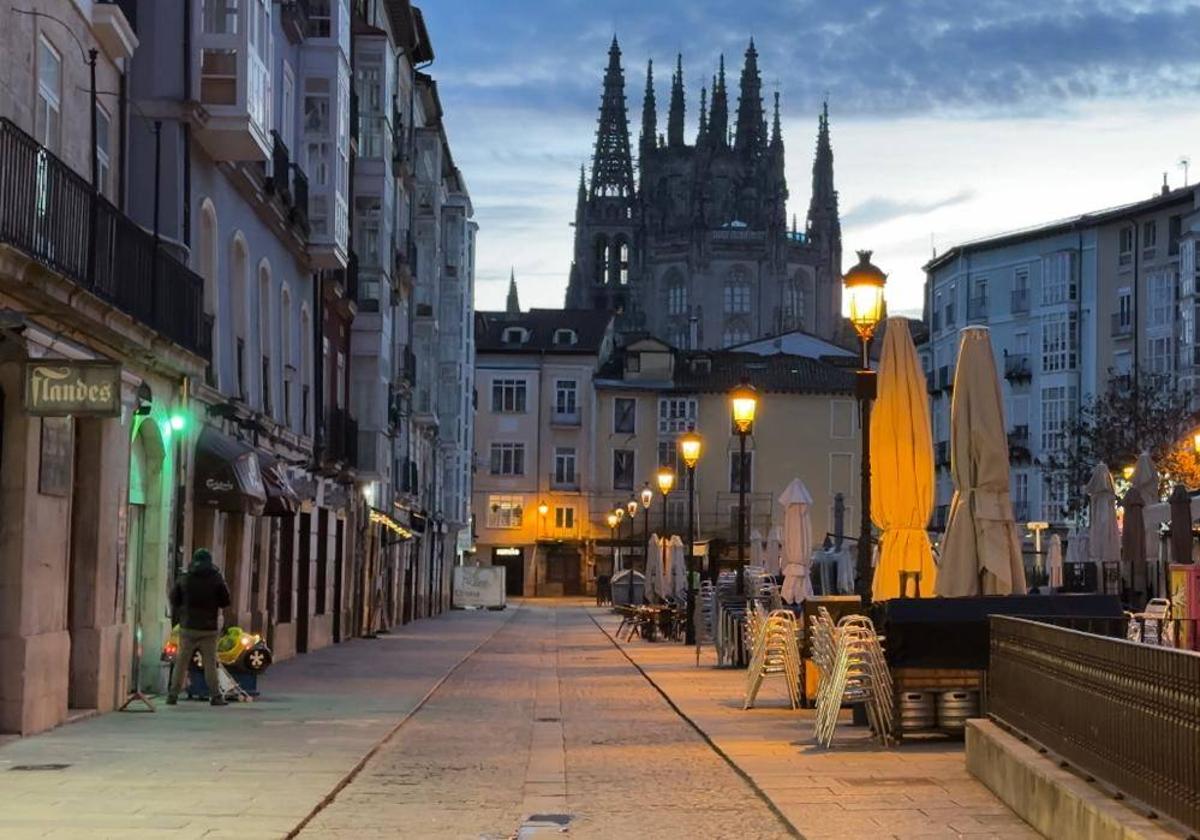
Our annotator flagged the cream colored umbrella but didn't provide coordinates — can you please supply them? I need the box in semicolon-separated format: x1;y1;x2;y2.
667;535;687;600
1047;533;1064;590
749;528;764;570
644;533;665;603
935;327;1027;596
765;525;784;576
1130;450;1160;579
1086;463;1120;570
870;317;937;600
779;479;815;604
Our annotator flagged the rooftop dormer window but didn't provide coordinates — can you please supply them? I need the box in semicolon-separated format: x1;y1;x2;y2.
502;327;528;344
553;328;577;346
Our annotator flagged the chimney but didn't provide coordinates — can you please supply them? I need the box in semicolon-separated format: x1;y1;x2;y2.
1162;172;1170;195
688;314;699;350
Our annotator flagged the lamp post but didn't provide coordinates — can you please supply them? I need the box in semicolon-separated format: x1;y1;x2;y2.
626;495;640;604
843;250;888;604
536;502;549;597
679;425;703;645
640;483;654;601
657;468;674;600
614;506;625;602
606;511;619;601
730;380;758;596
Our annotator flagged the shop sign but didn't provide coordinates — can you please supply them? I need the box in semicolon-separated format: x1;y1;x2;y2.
24;361;122;417
495;547;521;557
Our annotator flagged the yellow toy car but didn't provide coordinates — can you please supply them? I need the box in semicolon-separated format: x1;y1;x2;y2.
162;625;273;673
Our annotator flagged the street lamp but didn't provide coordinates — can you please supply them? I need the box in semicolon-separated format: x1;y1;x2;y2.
730;379;758;596
679;425;703;645
640;483;654;602
535;502;549;597
606;511;619;601
626;495;640;604
843;250;887;603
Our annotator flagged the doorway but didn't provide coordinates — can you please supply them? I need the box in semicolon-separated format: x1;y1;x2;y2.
333;517;344;642
296;512;311;653
493;548;525;597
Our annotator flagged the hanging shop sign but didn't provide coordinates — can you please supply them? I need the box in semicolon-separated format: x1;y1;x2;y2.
24;361;122;417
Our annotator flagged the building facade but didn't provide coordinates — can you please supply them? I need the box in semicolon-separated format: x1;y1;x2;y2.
923;183;1197;528
471;305;860;595
564;39;844;350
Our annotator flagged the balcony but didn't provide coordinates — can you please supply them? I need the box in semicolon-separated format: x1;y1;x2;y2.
935;441;950;469
1011;288;1030;313
1004;353;1032;383
401;346;417;387
0;119;205;355
280;0;310;43
289;164;309;234
326;407;358;466
190;2;271;161
264;131;292;203
1111;313;1133;339
349;87;360;148
1008;425;1032;461
967;296;989;322
550;409;581;427
549;471;580;491
358;114;390;162
93;0;138;60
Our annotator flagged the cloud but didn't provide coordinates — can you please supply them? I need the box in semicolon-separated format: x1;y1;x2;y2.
843;189;976;228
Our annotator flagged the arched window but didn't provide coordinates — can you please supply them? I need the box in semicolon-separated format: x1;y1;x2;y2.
593;236;608;285
724;265;751;315
198;198;220;386
782;275;806;328
665;270;687;315
280;284;293;428
615;239;630;285
300;305;312;436
230;233;249;400
257;261;273;415
722;325;751;347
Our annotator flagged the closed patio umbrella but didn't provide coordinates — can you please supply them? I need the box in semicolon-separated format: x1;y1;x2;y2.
1047;533;1064;590
1086;463;1120;570
936;327;1027;596
749;528;764;570
870;317;937;600
644;533;665;603
1130;450;1160;590
667;535;687;600
765;525;784;576
779;479;815;604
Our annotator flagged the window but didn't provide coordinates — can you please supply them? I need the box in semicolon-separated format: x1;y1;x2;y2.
1041;312;1078;372
1148;270;1174;328
668;282;687;315
613;397;636;433
830;400;855;438
554;447;576;485
554;506;575;530
199;46;237;106
1042;477;1068;524
1041;252;1075;305
657;439;679;476
95;107;111;198
553;329;576;345
491;378;527;413
1117;287;1133;328
724;282;750;314
1119;227;1134;267
35;37;62;152
502;327;527;344
202;0;238;33
1169;215;1182;256
280;62;295;154
335;352;345;409
625;354;640;373
1040;385;1077;451
613;449;635;490
487;495;523;529
554;380;577;416
944;285;956;326
782;279;804;325
489;443;525;476
1149;335;1174;374
657;397;696;433
1142;220;1158;257
730;450;753;493
722;326;750;347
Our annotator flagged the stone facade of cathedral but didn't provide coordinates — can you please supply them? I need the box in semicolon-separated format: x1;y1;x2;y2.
564;38;844;349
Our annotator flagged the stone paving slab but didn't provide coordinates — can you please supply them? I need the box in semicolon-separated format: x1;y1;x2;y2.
0;606;513;839
589;605;1041;840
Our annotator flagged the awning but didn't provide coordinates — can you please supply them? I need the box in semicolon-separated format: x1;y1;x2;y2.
194;427;266;515
259;455;301;516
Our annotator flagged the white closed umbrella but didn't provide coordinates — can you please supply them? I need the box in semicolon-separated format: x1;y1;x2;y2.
1130;450;1160;580
668;535;687;599
644;533;665;603
765;525;784;576
1065;524;1088;567
1086;463;1120;570
779;479;815;604
1047;533;1064;590
749;528;764;570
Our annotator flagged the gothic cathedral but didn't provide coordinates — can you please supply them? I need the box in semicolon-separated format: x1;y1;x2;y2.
564;38;843;349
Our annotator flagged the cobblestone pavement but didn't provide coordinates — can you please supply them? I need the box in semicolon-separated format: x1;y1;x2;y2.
589;605;1040;840
0;607;512;839
301;602;791;838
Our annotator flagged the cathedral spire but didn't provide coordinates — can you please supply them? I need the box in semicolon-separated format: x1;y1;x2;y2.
709;55;728;147
734;39;765;155
697;84;708;145
589;37;636;200
667;54;685;147
770;90;782;149
640;59;657;158
808;99;838;225
575;163;587;221
506;269;521;315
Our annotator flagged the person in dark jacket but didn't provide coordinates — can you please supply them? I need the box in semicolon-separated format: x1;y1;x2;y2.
167;548;232;706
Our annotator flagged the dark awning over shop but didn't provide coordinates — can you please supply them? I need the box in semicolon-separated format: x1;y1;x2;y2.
194;427;267;515
258;455;301;516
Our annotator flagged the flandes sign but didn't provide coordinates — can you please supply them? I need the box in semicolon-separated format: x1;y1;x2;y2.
24;361;122;417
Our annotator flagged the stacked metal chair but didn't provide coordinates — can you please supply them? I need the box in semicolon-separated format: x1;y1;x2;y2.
743;606;802;709
810;610;894;747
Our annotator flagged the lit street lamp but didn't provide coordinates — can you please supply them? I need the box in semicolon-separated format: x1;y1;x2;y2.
626;495;640;604
843;250;888;603
730;379;758;596
614;506;626;602
640;483;654;602
679;425;703;645
606;511;619;600
535;502;549;596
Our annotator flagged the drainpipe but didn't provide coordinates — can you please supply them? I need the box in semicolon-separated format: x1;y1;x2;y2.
1130;221;1140;442
182;0;192;246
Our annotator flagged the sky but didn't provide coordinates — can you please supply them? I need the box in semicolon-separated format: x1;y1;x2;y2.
420;0;1200;317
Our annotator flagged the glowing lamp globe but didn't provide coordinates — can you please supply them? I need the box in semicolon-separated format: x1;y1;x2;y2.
656;467;675;496
678;428;703;469
626;497;639;518
640;483;653;509
730;380;758;434
606;512;618;529
843;250;887;340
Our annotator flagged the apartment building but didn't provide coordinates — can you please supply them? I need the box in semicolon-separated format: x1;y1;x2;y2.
923;183;1197;527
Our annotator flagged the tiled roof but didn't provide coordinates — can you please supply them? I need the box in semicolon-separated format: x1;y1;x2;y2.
475;309;612;353
596;348;856;395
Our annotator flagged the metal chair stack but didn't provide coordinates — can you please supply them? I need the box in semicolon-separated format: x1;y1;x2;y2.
811;611;894;747
743;607;802;709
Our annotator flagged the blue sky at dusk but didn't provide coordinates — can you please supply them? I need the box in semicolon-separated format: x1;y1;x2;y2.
421;1;1200;315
